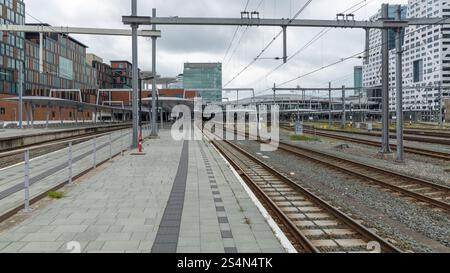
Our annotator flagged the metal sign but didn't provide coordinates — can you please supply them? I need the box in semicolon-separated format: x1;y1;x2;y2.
295;121;303;136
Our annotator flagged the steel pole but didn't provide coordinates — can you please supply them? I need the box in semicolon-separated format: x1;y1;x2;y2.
131;0;139;147
273;83;276;106
329;82;332;127
150;8;159;137
342;85;346;128
381;4;391;153
395;5;404;162
438;83;443;128
18;63;23;129
24;149;30;212
282;26;287;64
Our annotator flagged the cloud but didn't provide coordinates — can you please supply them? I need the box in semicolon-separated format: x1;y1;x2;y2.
24;0;408;99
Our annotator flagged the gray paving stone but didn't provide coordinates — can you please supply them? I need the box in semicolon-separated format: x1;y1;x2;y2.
21;232;62;242
0;242;26;253
20;242;64;253
96;232;131;241
0;242;9;251
73;232;100;242
53;225;88;233
102;241;140;251
86;225;110;233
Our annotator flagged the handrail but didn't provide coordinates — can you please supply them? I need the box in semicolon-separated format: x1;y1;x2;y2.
0;131;114;158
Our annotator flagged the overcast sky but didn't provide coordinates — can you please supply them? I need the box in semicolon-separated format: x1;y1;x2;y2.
24;0;408;99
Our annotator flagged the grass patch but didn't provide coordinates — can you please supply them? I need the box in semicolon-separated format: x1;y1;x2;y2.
290;134;320;142
48;191;65;199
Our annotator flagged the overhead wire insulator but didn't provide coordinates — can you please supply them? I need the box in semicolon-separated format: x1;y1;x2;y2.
251;11;260;20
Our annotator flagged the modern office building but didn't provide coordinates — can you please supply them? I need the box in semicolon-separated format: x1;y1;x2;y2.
363;1;450;121
24;25;98;103
87;54;112;91
0;0;25;96
183;63;222;102
354;66;363;97
86;53;103;66
111;61;132;89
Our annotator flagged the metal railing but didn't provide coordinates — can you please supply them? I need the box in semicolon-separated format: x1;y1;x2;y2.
0;124;151;217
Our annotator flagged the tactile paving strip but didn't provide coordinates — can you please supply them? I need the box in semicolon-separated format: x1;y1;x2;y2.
199;143;238;254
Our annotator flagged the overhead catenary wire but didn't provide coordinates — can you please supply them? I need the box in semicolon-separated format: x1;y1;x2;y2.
224;0;314;87
253;11;450;97
264;0;375;79
222;0;252;63
224;0;268;67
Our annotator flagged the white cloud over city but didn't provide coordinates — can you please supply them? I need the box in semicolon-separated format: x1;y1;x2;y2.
24;0;408;99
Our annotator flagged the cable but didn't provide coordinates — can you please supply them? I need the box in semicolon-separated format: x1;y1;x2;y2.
224;0;314;87
222;0;252;63
264;0;375;79
224;26;250;67
254;9;450;96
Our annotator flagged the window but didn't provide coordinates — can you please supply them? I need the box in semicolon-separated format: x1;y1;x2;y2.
0;107;5;115
413;59;423;83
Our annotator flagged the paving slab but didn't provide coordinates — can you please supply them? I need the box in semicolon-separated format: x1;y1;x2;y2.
0;130;286;253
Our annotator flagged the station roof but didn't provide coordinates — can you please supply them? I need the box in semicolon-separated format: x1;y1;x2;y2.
142;97;194;112
229;94;378;106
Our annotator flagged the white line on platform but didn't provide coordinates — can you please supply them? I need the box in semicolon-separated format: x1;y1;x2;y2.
209;142;297;254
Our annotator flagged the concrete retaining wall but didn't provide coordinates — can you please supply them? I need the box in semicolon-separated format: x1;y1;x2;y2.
0;123;131;152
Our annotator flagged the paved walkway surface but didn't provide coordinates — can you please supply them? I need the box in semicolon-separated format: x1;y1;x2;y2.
0;130;128;216
0;130;285;253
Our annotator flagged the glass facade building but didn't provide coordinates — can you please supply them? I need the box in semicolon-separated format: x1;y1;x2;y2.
183;63;222;102
353;66;363;97
24;29;98;103
0;0;25;95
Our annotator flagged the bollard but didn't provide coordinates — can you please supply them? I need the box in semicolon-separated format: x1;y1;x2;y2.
93;137;97;169
68;142;73;184
24;149;31;212
130;129;133;149
121;129;124;156
109;133;112;160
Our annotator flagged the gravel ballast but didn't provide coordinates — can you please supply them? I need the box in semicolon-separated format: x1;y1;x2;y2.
231;139;450;253
279;129;450;187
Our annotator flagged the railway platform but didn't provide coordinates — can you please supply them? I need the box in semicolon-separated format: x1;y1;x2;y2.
0;123;131;152
0;130;287;253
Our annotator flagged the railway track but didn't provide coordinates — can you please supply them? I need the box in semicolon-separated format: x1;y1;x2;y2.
337;129;450;145
280;125;450;161
207;134;401;253
217;123;450;212
273;141;450;213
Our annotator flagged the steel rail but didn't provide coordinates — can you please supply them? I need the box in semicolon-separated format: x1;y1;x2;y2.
280;125;450;161
275;141;450;212
218;123;450;211
204;127;401;253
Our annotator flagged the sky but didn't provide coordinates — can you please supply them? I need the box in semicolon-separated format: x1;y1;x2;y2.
24;0;408;99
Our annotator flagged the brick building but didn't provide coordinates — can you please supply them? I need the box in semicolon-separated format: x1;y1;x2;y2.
111;61;132;89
